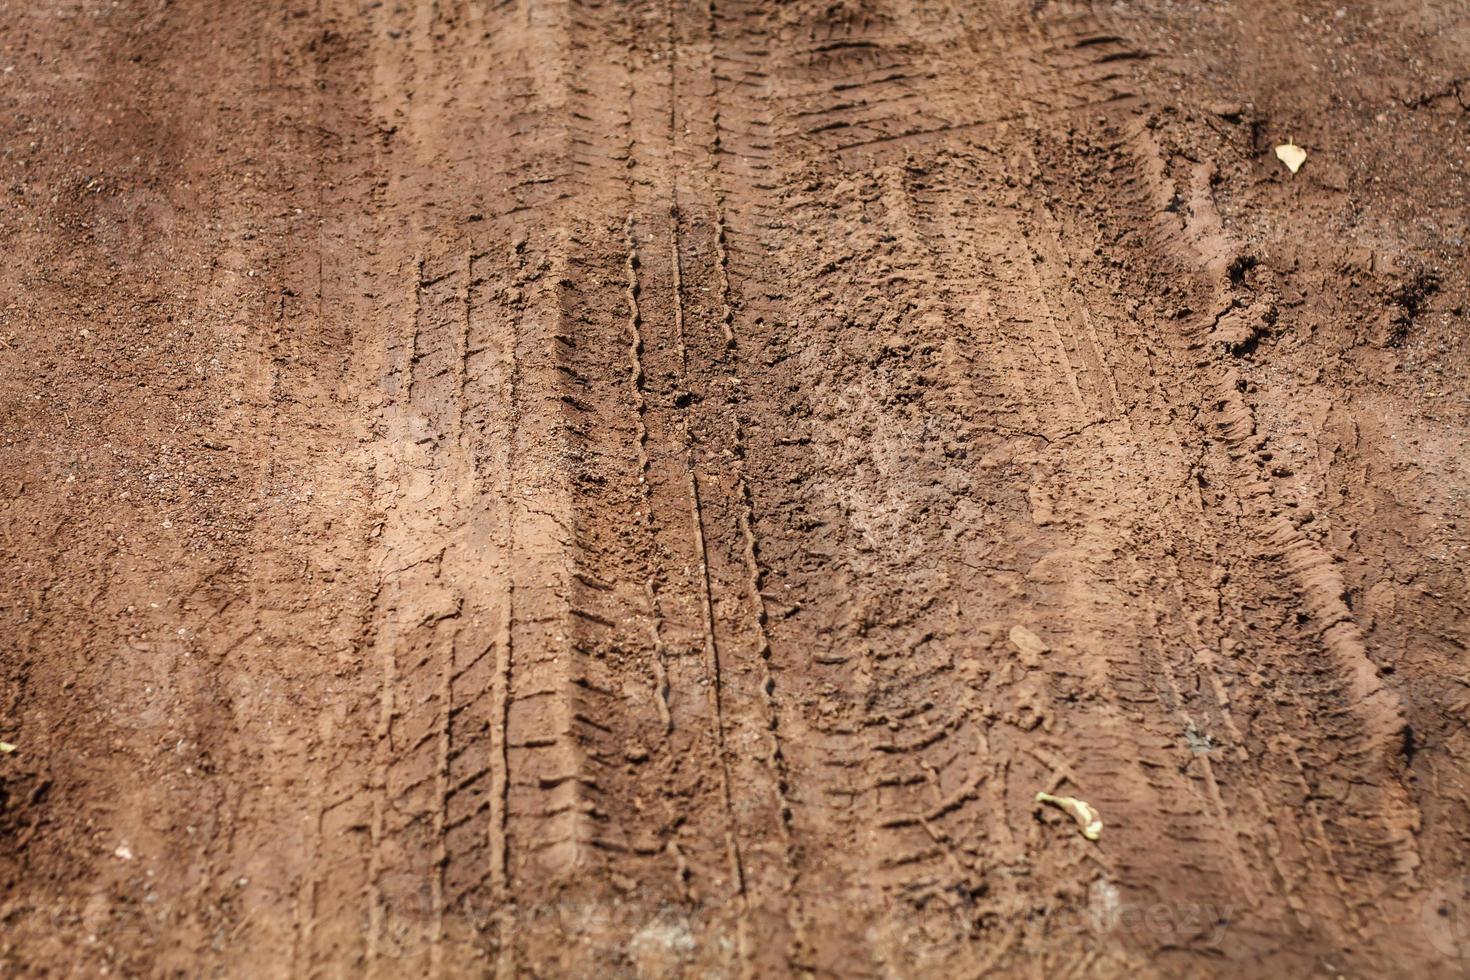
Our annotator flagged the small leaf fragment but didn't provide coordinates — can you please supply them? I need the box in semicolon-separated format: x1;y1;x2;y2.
1036;791;1103;841
0;741;15;754
1274;142;1307;174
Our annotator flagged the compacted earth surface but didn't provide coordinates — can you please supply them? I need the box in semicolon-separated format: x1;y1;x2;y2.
3;0;1469;976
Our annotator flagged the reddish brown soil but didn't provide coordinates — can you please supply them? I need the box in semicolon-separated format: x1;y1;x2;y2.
3;1;1470;976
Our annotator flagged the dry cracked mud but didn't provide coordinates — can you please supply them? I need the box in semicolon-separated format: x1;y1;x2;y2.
2;0;1470;976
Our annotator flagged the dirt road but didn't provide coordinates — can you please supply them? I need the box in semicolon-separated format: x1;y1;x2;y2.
3;0;1469;975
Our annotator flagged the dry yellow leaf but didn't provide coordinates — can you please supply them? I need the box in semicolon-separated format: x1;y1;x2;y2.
1275;142;1307;174
1036;791;1103;841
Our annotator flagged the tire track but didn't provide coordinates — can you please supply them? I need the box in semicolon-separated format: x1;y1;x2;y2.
299;1;592;973
621;223;674;737
14;0;1468;976
1104;111;1425;945
707;3;1268;971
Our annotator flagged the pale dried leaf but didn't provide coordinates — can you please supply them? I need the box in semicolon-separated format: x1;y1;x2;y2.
1275;142;1307;174
1036;791;1104;841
